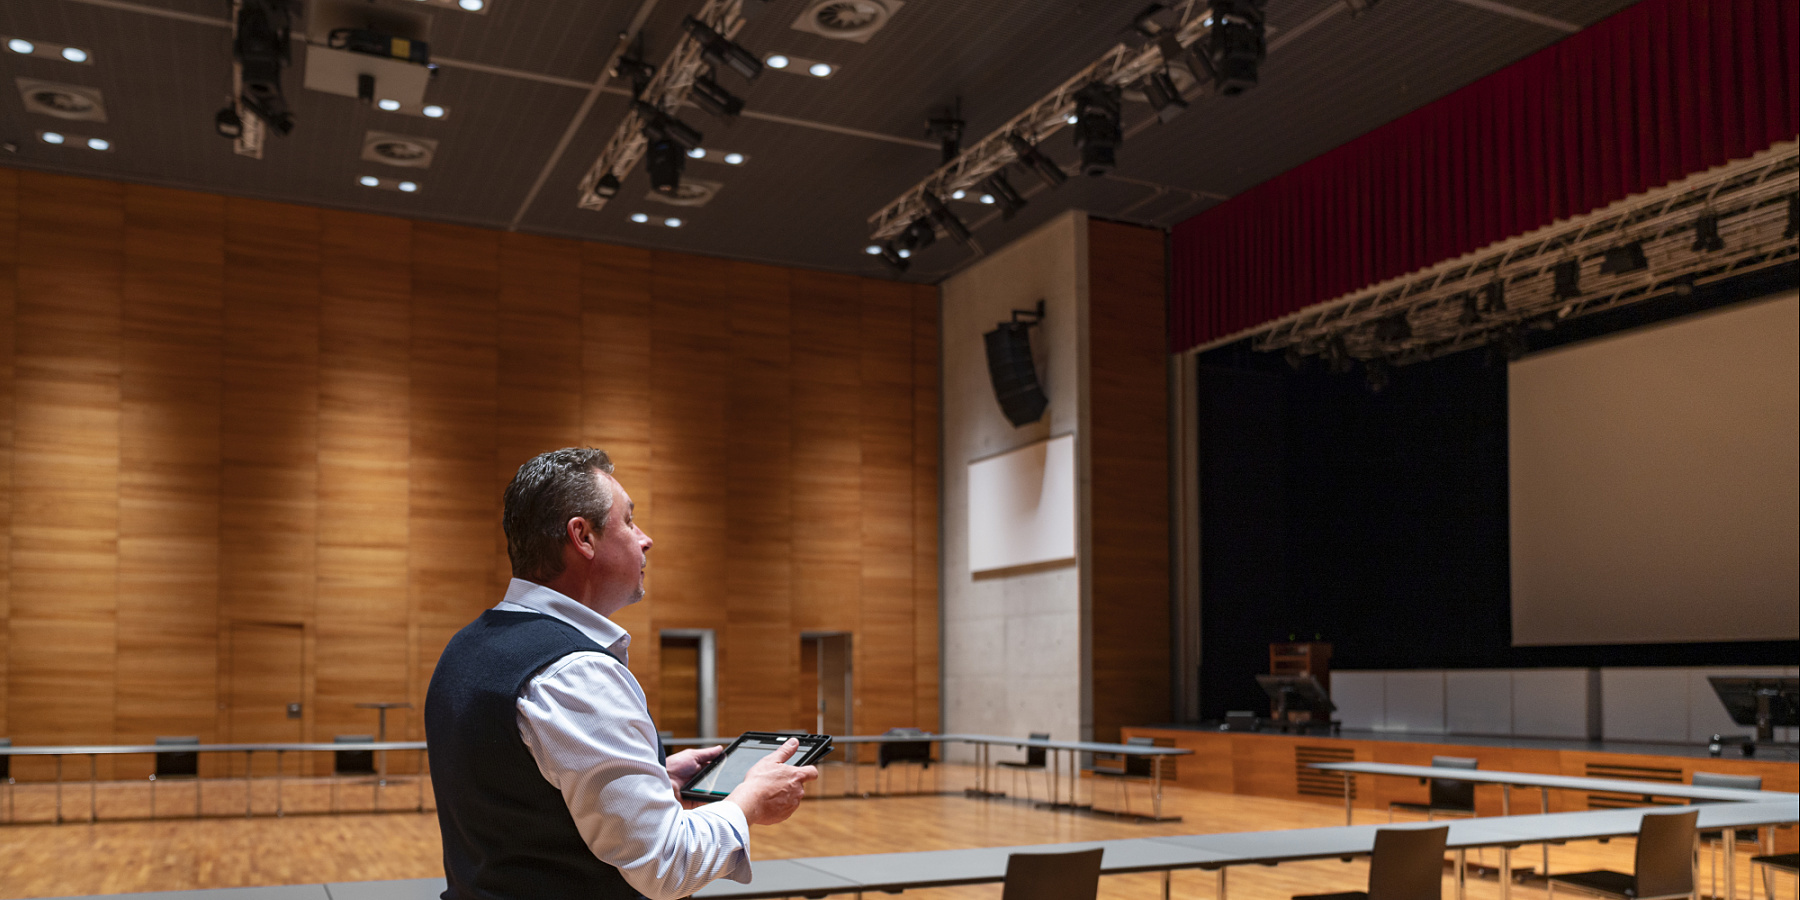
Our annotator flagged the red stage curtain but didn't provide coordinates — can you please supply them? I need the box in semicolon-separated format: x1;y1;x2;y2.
1170;0;1799;353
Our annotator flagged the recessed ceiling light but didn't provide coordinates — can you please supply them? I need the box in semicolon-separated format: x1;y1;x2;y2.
630;213;650;223
7;39;33;55
722;152;744;165
459;0;484;9
664;217;682;228
1065;114;1079;125
360;175;380;187
808;62;833;77
687;147;706;159
979;193;996;205
950;189;966;200
398;181;418;192
897;248;911;259
377;99;402;111
86;137;109;150
41;131;64;144
765;54;789;69
422;105;446;118
864;244;881;255
61;47;88;63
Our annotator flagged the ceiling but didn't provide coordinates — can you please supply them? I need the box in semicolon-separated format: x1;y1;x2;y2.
0;0;1643;283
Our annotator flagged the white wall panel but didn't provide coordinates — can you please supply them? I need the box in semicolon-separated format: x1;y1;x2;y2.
1511;669;1594;739
1445;670;1513;736
1331;670;1385;731
1382;671;1446;734
1601;668;1690;743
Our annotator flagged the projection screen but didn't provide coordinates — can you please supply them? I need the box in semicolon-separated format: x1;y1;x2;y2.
1509;290;1799;646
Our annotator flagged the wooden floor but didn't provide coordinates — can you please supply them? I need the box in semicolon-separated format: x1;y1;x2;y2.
0;764;1792;899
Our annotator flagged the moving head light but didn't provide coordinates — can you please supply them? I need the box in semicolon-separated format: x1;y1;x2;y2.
1071;82;1122;176
234;0;297;135
1198;0;1267;96
683;16;762;82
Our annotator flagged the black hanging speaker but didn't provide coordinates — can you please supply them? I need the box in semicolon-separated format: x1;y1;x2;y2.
984;301;1048;427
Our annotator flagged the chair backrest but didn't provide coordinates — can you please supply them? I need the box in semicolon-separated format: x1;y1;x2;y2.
1692;771;1762;791
1367;825;1449;900
154;736;200;778
1427;756;1478;812
878;728;931;767
334;735;376;775
1124;736;1156;777
1633;809;1699;897
1025;732;1050;767
1001;847;1104;900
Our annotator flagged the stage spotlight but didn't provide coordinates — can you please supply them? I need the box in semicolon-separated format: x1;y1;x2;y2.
1007;133;1068;189
1372;311;1411;344
615;54;655;99
1692;213;1725;252
214;106;244;139
923;193;974;246
1323;334;1352;374
690;73;744;118
928;104;965;165
634;100;704;150
644;137;685;195
1551;259;1581;299
1599;240;1647;275
1497;326;1529;362
1197;0;1267;96
981;170;1028;220
898;215;936;256
592;171;622;199
234;0;297;135
1458;292;1481;327
684;16;762;82
1140;70;1187;124
1071;82;1122;176
875;241;909;273
1482;279;1506;313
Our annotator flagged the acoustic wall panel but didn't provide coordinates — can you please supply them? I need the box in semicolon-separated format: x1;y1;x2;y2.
967;434;1076;574
1510;669;1593;739
1329;671;1384;731
1444;670;1513;736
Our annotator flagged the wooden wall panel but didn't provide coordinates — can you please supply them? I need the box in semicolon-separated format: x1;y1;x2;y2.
0;172;939;757
117;186;223;769
1087;220;1170;743
11;173;124;773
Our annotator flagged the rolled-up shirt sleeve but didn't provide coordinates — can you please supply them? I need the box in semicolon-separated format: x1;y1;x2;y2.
517;651;752;900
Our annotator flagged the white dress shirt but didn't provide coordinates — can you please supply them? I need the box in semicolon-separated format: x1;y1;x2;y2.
497;578;752;900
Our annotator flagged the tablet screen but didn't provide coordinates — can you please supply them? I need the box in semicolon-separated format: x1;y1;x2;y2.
681;732;831;800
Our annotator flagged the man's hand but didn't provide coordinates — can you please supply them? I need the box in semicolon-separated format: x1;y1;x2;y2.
724;738;819;826
665;745;724;787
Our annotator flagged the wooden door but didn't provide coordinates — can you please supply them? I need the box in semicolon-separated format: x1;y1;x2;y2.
226;621;304;774
818;633;851;736
659;635;701;737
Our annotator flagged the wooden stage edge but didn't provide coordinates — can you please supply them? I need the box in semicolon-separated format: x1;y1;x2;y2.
1121;725;1799;852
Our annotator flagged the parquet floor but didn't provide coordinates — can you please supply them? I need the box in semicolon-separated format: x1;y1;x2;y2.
0;764;1791;899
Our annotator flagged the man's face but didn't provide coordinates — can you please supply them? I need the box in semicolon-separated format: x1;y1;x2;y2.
587;472;653;615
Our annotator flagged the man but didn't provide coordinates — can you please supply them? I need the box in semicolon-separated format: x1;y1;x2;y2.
426;448;817;899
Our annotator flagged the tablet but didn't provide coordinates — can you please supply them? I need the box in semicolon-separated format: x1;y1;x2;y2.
679;732;833;803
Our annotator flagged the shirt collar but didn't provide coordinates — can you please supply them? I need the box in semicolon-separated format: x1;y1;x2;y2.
495;578;632;663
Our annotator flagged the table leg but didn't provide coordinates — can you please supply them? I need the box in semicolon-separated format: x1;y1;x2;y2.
275;750;284;818
1162;869;1171;900
1725;826;1736;900
55;754;63;825
1454;849;1466;900
1498;847;1510;900
1344;773;1353;826
1216;867;1227;900
1540;787;1551;877
1502;784;1510;816
418;749;427;812
88;754;97;824
1152;756;1163;820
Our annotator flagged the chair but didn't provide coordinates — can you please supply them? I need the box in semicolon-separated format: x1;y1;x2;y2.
1001;847;1103;900
149;736;201;819
876;728;933;795
1092;736;1156;816
332;735;377;812
1748;851;1795;900
1388;756;1478;821
995;733;1051;802
1295;824;1450;900
0;738;12;823
1692;771;1762;899
1545;808;1698;900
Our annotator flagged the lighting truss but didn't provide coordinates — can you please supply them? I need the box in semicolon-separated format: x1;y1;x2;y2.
1224;141;1800;365
866;3;1220;243
576;0;747;211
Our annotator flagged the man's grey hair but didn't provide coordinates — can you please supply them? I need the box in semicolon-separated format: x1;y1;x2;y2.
503;448;615;583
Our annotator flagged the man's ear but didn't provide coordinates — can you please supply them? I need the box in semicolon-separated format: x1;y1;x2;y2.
564;516;599;560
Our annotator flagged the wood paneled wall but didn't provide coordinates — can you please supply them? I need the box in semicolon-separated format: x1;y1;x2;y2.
1088;220;1171;742
0;169;939;770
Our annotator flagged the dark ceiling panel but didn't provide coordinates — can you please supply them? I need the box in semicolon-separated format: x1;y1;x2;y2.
1;0;1650;281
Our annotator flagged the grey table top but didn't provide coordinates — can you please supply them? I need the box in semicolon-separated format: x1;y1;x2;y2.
3;733;1190;758
0;741;428;756
1311;760;1796;802
663;732;1193;756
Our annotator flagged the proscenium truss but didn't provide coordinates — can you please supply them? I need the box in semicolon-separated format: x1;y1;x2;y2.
1222;141;1800;365
576;0;746;211
866;3;1220;242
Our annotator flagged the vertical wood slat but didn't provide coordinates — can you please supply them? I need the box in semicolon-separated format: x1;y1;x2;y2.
117;186;224;772
11;173;124;777
0;173;940;756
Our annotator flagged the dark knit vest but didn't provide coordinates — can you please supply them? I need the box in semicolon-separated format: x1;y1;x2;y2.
426;609;663;900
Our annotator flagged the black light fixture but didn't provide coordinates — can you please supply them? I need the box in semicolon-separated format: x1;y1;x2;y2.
1007;133;1068;189
1197;0;1267;96
1482;279;1506;313
1283;345;1305;371
1599;240;1648;275
615;54;655;99
875;241;909;273
1373;311;1411;344
643;137;684;195
927;101;964;165
1323;334;1352;373
923;192;974;247
981;170;1028;220
1458;292;1481;327
1551;259;1581;299
591;171;622;199
214;106;244;139
895;216;936;261
1498;325;1529;362
1071;82;1122;177
690;73;744;118
634;100;704;150
1692;213;1725;252
234;0;297;135
1139;70;1188;124
683;16;762;81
